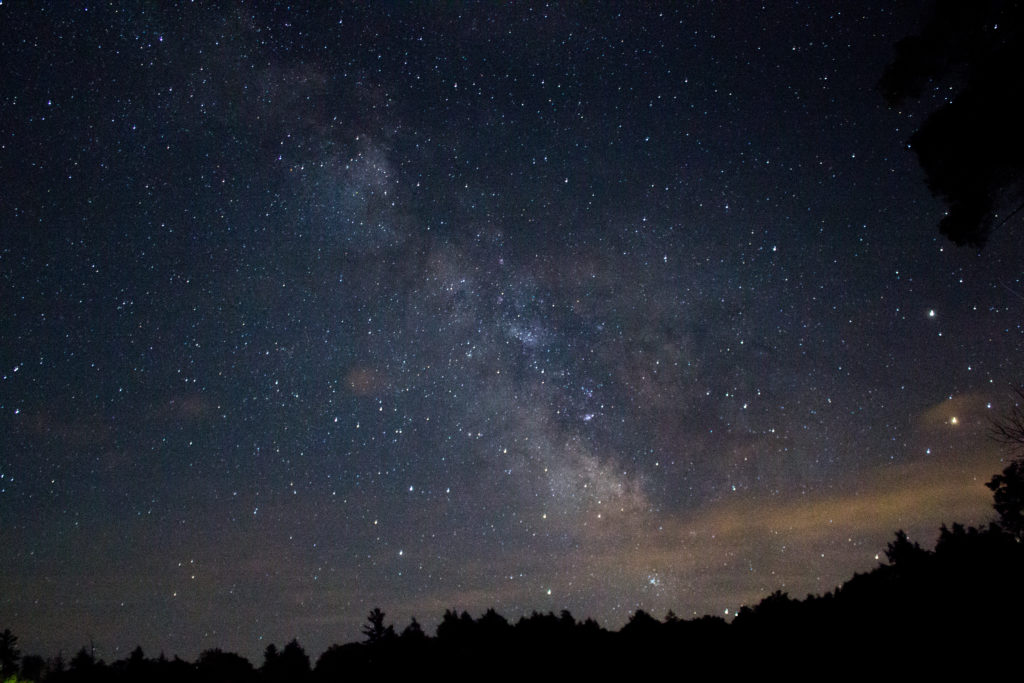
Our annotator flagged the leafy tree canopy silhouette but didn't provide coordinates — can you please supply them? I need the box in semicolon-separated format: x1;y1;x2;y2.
884;529;929;567
880;0;1024;247
0;628;20;679
987;459;1024;540
400;617;427;641
986;386;1024;539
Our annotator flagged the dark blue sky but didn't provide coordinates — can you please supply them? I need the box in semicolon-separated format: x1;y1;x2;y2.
2;1;1022;662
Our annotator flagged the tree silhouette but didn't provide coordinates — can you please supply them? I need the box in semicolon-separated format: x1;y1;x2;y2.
0;629;20;678
64;645;107;683
620;609;661;639
260;643;279;671
195;648;255;683
436;609;474;641
400;617;427;641
68;646;96;671
361;607;396;644
476;607;511;641
19;653;45;682
986;387;1024;539
989;385;1024;452
880;0;1024;246
987;459;1024;540
261;639;310;683
884;529;929;567
279;639;311;682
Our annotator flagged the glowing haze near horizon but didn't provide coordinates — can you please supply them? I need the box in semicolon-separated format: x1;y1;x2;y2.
2;1;1022;663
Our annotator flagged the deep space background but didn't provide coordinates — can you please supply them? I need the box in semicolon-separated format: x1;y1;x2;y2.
2;1;1023;662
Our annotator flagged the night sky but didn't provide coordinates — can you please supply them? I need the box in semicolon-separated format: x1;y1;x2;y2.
3;1;1023;663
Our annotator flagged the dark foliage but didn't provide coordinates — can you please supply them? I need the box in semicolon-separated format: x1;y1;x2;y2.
9;457;1024;680
0;628;20;679
989;386;1024;452
880;0;1024;246
985;389;1024;538
20;654;46;682
195;649;256;683
360;608;395;645
987;459;1024;539
884;528;928;567
261;639;310;683
399;617;426;642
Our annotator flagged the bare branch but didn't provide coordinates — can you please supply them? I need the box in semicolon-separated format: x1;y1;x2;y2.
989;385;1024;453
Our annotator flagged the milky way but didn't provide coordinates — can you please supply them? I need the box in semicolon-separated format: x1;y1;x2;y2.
2;2;1022;662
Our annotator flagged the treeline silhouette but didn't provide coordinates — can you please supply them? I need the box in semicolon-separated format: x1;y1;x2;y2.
6;457;1024;679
